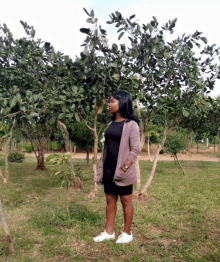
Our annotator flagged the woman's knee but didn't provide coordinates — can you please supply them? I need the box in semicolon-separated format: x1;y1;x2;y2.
120;195;132;207
106;194;118;207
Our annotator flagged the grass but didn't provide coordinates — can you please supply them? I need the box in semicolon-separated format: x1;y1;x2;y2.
0;156;220;261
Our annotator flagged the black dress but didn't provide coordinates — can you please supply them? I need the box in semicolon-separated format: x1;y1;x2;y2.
103;120;133;196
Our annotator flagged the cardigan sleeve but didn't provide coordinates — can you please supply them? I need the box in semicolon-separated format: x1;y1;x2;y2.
126;122;141;163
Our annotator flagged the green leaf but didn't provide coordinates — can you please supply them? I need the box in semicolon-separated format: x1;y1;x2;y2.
83;46;89;55
19;106;26;112
16;94;22;104
109;63;117;67
83;8;91;17
129;15;135;20
1;107;10;115
152;16;157;23
39;61;45;68
66;113;73;118
118;32;124;40
182;108;189;117
115;11;122;18
80;28;91;35
106;21;113;24
89;43;94;51
86;18;94;24
90;9;95;18
60;95;66;101
117;28;124;33
9;96;16;108
58;113;65;120
75;112;80;122
84;67;89;73
100;29;106;34
48;115;56;125
28;112;39;118
55;101;65;105
200;37;207;44
164;52;170;58
187;41;193;48
150;21;155;27
112;73;119;81
71;86;78;93
26;90;32;96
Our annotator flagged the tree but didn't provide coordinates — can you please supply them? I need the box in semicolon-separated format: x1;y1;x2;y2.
108;11;220;196
164;129;187;174
70;8;133;197
0;22;75;169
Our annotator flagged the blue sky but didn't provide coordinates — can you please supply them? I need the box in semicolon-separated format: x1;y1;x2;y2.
1;0;219;97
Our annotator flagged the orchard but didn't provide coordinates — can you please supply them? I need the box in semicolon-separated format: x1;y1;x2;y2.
0;8;220;261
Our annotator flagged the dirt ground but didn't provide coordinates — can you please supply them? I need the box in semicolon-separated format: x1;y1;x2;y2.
26;146;220;162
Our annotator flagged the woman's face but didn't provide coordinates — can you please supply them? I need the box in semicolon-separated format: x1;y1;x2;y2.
108;96;120;114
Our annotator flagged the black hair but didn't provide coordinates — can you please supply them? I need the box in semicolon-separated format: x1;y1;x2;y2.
110;90;139;124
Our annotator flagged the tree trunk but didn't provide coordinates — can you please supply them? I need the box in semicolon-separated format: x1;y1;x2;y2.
86;149;90;164
140;127;171;197
134;155;141;192
36;144;46;170
57;121;71;152
186;131;192;156
133;101;151;194
214;141;215;153
0;200;15;254
147;132;153;162
74;145;76;153
174;153;185;175
197;142;199;153
0;167;7;183
88;131;99;198
134;100;143;193
4;118;16;183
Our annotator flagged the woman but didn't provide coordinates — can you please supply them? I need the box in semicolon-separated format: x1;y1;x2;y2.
94;90;141;244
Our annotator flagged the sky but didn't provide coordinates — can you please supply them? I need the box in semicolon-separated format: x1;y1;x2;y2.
1;0;220;98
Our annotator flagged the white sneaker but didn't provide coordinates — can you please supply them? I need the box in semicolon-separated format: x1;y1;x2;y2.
116;232;133;244
93;230;115;242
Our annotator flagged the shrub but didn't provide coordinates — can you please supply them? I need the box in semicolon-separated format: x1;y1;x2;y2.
50;141;61;150
164;131;187;155
8;152;25;163
24;145;34;153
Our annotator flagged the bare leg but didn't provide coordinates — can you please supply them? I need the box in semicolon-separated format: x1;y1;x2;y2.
105;193;118;235
120;194;133;235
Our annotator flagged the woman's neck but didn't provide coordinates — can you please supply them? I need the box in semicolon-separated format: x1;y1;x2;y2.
115;117;126;122
115;112;125;122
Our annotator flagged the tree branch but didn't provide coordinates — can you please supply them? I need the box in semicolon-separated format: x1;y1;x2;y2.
75;107;94;132
1;111;22;119
165;74;173;87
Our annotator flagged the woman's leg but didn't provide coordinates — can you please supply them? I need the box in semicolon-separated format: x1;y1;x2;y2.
105;193;118;234
120;194;133;234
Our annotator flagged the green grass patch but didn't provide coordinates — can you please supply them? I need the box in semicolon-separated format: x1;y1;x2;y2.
0;156;219;261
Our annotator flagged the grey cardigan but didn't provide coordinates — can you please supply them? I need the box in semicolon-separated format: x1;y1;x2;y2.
96;119;141;186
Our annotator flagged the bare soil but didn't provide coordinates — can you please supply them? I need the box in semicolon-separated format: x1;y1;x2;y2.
25;145;220;162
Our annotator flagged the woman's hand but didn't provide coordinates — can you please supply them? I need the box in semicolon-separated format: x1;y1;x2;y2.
120;167;126;174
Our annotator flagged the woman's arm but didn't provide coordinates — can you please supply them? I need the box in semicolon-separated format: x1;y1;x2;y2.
120;122;141;173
